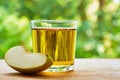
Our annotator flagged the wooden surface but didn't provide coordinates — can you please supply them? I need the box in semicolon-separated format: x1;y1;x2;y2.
0;59;120;80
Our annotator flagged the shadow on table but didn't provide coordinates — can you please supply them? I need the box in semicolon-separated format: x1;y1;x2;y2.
3;71;75;79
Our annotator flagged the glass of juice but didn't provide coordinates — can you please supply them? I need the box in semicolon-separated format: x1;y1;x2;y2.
31;20;77;72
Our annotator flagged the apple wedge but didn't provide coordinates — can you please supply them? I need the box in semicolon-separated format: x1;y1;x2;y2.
4;46;53;74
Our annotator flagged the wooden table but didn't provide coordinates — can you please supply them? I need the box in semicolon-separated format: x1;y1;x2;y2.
0;59;120;80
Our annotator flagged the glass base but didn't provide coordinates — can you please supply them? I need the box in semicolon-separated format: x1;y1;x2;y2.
44;65;74;72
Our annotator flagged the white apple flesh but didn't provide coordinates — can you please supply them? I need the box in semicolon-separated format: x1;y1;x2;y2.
4;46;53;74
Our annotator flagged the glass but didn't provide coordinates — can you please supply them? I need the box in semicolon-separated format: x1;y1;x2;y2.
31;20;77;72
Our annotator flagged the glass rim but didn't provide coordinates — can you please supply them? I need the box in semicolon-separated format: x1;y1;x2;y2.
31;20;78;29
31;20;78;23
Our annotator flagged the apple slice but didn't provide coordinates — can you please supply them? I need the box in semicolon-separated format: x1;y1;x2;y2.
4;46;53;74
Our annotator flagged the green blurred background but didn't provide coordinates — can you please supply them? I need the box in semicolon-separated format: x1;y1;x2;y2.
0;0;120;59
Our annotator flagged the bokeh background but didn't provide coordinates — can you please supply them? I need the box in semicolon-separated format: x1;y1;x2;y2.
0;0;120;59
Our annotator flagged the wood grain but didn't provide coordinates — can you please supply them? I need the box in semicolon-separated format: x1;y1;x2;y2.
0;59;120;80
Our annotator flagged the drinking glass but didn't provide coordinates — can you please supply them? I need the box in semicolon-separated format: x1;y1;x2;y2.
31;20;77;72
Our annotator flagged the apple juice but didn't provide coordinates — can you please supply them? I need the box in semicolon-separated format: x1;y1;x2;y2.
32;27;77;66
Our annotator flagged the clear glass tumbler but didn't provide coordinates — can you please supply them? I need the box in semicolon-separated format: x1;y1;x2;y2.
31;20;77;72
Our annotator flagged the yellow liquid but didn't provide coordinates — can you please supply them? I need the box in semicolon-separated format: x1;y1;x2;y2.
32;28;76;66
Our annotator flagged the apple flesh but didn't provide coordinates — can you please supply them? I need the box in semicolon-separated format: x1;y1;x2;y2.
4;46;53;74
